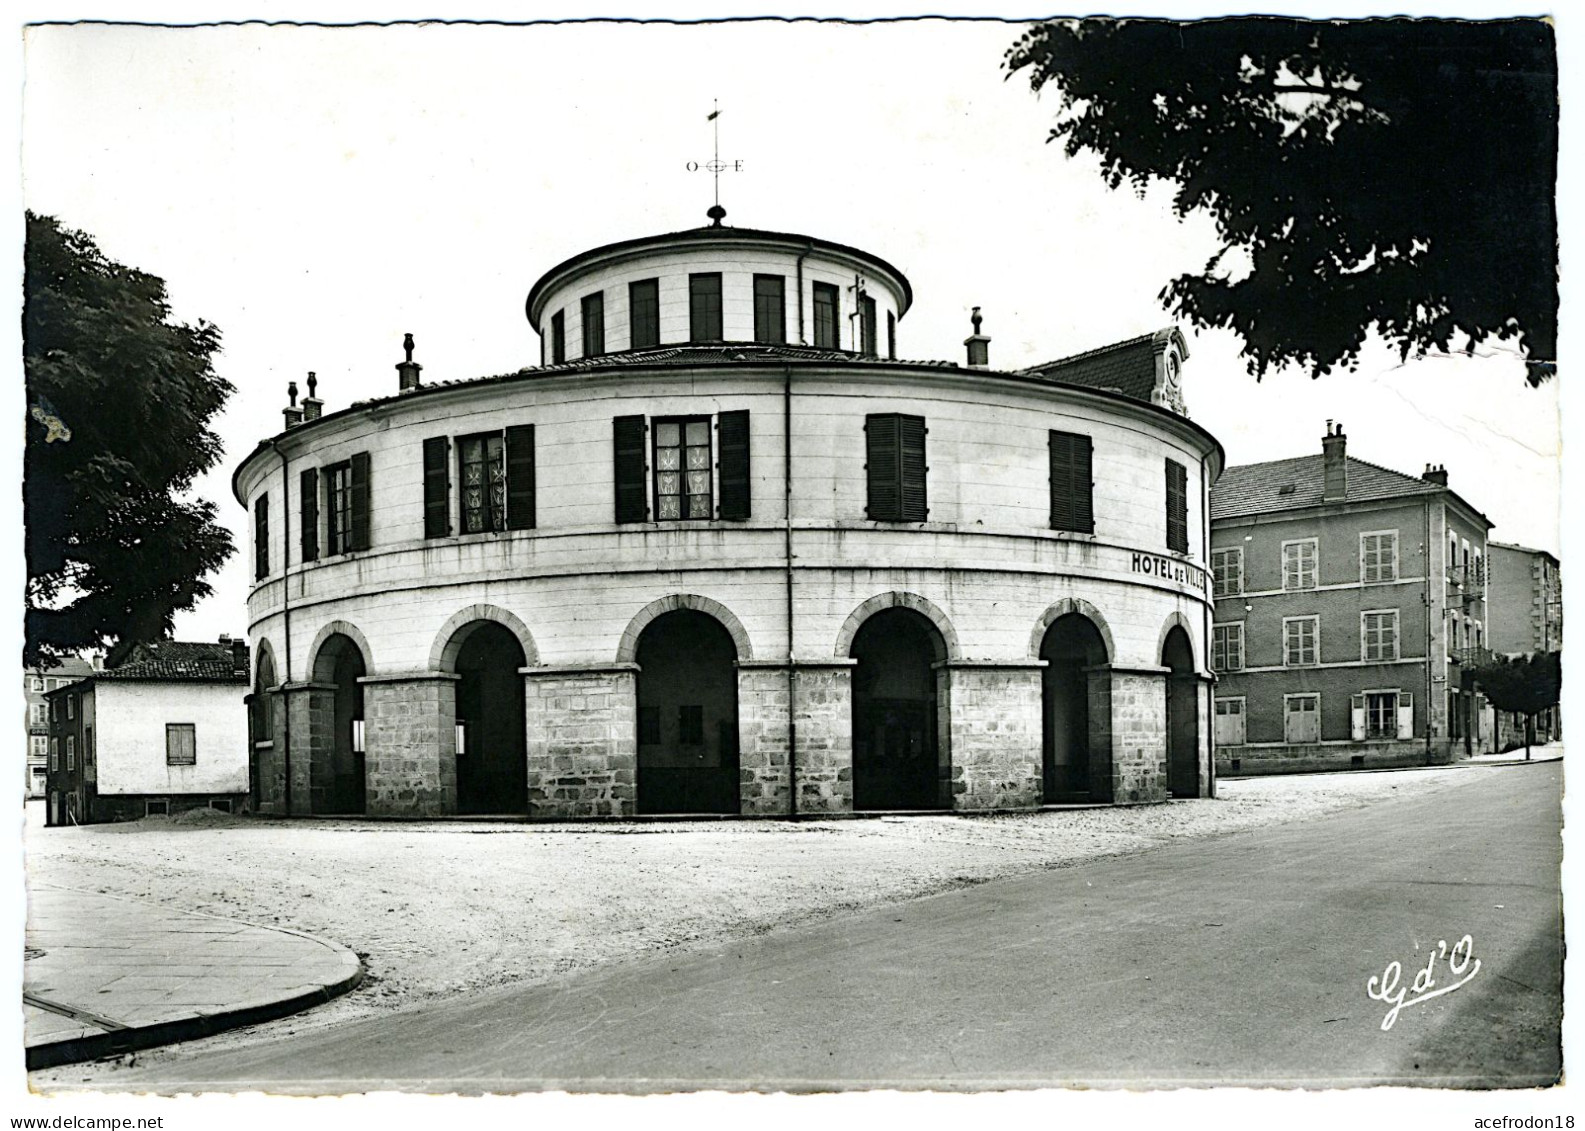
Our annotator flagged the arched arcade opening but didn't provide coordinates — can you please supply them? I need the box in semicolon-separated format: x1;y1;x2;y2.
1040;613;1109;802
849;607;949;811
1162;625;1200;799
311;633;367;815
635;609;740;815
451;621;529;815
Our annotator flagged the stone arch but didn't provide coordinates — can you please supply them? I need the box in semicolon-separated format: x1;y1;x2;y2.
835;591;960;662
1029;598;1116;663
308;620;374;682
429;604;541;673
616;594;753;664
1155;612;1199;669
253;638;279;688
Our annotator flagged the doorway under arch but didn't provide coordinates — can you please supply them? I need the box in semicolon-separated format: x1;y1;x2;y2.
311;633;367;814
850;607;948;811
635;608;740;815
1040;613;1109;802
452;621;529;815
250;647;277;810
1162;625;1200;798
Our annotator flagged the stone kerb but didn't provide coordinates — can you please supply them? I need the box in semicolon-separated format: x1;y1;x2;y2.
523;664;638;818
944;662;1044;811
358;672;459;817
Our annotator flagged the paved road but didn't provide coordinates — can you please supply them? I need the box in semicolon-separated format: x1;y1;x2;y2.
52;764;1562;1092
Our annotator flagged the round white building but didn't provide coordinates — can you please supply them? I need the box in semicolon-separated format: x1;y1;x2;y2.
236;215;1224;818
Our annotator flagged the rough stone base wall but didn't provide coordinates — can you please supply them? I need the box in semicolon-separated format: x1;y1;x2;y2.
1087;668;1115;802
737;666;790;816
363;677;458;817
791;665;853;814
89;793;247;823
525;668;637;817
949;666;1042;811
1218;740;1458;776
1110;672;1168;804
284;684;330;816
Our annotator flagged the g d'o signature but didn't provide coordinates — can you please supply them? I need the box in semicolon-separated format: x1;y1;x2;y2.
1366;935;1481;1031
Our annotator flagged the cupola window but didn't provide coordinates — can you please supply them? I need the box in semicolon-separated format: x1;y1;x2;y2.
689;274;723;342
813;282;839;350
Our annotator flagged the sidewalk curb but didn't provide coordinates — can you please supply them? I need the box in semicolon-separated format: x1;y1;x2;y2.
25;887;364;1071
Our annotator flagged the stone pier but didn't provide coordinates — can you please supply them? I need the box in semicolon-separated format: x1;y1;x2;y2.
359;672;459;817
945;662;1044;811
523;664;638;817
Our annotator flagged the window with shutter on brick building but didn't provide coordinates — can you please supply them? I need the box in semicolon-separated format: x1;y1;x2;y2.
166;723;196;766
1283;616;1319;667
813;282;839;349
1048;431;1094;533
753;275;786;344
629;279;660;349
581;291;605;357
1165;459;1189;553
689;273;723;342
66;735;75;771
865;413;928;523
1360;530;1399;583
1283;539;1318;590
254;493;269;580
1212;547;1243;597
1212;623;1244;671
1362;609;1399;661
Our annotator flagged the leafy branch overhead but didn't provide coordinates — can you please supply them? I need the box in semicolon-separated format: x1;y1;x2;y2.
24;213;235;667
1006;18;1558;383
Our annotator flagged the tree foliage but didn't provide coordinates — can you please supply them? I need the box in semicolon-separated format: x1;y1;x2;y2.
1470;652;1562;719
1006;18;1558;383
24;212;235;668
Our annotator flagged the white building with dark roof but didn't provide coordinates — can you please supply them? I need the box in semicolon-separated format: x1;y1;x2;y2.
1209;423;1494;774
235;211;1224;819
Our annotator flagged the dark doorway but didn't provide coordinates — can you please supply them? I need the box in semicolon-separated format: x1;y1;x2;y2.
635;609;740;815
454;622;529;815
1162;625;1199;799
250;650;276;810
314;634;367;814
1040;613;1108;802
850;607;946;811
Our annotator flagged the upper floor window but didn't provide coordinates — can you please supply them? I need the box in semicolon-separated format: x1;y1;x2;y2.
1212;547;1243;597
1462;538;1472;580
887;311;896;360
66;735;75;771
753;275;786;344
447;427;536;535
1048;431;1094;534
581;291;605;357
66;694;74;720
860;294;878;357
654;417;713;520
30;676;43;692
1361;531;1399;583
166;723;197;766
1284;616;1319;667
318;452;371;557
689;273;723;342
865;413;927;523
629;280;659;349
31;703;46;725
1212;623;1244;672
1362;609;1399;661
49;738;58;772
1473;550;1483;588
459;433;505;533
813;282;839;350
1164;459;1189;553
550;310;566;365
1283;539;1318;591
254;493;269;580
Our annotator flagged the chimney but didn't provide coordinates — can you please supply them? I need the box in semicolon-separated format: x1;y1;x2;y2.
282;380;304;429
963;307;990;368
301;371;323;421
397;333;423;392
229;638;248;679
1322;420;1348;501
1422;463;1449;487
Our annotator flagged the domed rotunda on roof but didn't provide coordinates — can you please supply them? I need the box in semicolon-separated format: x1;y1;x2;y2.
235;211;1224;819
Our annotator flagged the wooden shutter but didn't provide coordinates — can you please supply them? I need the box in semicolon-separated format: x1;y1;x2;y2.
898;414;928;522
349;451;371;552
254;494;269;580
865;414;900;521
1397;692;1415;739
718;410;751;520
1049;431;1094;533
423;436;450;538
1351;694;1367;741
300;467;319;562
1165;459;1189;553
505;424;536;530
613;415;648;523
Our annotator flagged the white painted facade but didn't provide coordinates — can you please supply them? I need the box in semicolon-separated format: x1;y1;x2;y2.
92;681;248;795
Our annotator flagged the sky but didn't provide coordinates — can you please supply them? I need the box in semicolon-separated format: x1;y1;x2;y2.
17;15;1564;649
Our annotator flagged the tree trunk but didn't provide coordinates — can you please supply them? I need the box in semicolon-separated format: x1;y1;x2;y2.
1525;712;1534;760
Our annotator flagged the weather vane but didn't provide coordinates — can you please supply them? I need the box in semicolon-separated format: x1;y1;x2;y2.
686;99;742;226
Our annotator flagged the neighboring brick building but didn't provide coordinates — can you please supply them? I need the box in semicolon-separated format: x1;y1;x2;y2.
1210;423;1493;775
24;655;98;798
43;639;249;825
1486;541;1562;747
234;211;1225;819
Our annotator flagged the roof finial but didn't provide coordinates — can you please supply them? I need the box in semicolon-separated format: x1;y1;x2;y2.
971;306;983;335
689;99;741;227
404;332;415;364
287;380;299;407
306;371;318;399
